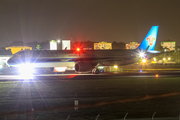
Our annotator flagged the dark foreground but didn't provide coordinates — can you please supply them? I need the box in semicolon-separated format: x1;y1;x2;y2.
0;75;180;120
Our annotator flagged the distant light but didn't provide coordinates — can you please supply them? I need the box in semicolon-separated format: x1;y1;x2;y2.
57;40;61;43
154;57;156;61
100;70;103;73
155;74;159;78
168;57;171;60
142;59;146;63
98;66;104;69
164;49;167;52
140;70;142;73
163;58;166;61
114;65;118;69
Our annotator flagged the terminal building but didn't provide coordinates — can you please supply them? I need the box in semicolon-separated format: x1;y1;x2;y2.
161;41;176;51
50;40;71;50
6;46;32;54
94;42;112;50
126;42;140;49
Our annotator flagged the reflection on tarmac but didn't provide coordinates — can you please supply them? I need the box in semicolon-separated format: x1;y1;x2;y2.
0;72;180;80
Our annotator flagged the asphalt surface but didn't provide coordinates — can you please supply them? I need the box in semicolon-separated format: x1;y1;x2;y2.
0;71;180;80
0;69;180;120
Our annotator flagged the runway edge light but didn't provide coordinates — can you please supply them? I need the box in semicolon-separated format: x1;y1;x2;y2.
155;74;159;78
114;65;118;69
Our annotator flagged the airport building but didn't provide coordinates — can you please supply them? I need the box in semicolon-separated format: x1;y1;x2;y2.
161;41;176;51
94;42;112;50
5;46;32;54
50;40;71;50
126;42;140;49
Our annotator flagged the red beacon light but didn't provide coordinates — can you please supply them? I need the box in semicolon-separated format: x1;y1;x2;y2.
76;48;80;51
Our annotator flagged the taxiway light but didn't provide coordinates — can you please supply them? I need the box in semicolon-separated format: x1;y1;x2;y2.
114;65;118;69
155;74;159;78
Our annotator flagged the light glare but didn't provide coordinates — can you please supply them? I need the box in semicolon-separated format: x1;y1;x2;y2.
139;52;145;58
114;65;118;69
18;63;34;79
77;48;80;51
142;59;146;63
155;74;159;78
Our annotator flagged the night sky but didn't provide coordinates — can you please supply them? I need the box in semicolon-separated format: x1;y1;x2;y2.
0;0;180;47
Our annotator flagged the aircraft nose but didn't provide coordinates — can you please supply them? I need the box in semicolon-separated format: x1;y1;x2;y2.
7;58;18;66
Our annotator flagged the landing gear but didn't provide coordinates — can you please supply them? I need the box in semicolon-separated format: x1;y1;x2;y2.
92;68;100;74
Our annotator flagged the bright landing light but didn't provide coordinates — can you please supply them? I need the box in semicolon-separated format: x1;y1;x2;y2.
139;52;145;58
18;63;34;79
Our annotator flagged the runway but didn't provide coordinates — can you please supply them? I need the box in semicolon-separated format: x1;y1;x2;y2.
0;71;180;119
0;71;179;81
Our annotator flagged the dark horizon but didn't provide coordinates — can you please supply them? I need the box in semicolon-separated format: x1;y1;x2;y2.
0;0;180;47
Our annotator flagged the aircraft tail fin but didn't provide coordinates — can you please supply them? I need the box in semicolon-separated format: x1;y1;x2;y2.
138;26;159;51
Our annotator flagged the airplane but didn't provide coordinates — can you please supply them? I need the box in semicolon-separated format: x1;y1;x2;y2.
7;26;160;74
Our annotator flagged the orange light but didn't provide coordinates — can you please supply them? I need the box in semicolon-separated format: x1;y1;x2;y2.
155;74;159;78
77;48;80;51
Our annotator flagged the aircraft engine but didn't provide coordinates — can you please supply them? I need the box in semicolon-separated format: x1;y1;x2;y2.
75;62;94;72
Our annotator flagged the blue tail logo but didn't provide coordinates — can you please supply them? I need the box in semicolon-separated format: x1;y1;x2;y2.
138;26;159;51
